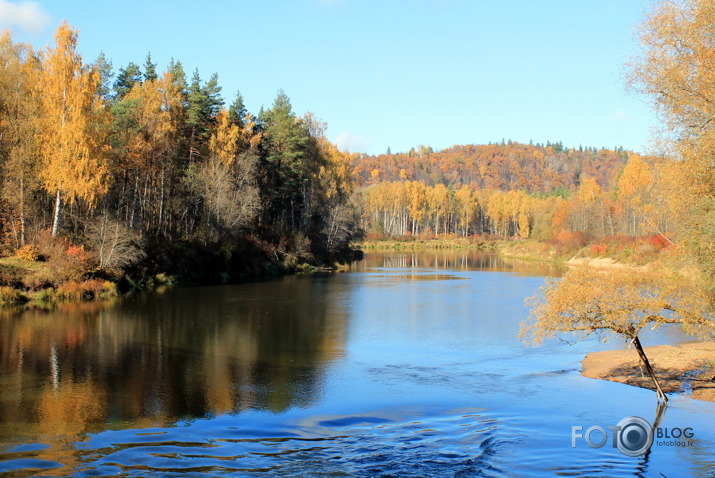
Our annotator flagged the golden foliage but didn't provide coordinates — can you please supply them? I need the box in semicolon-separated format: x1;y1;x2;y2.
208;110;240;165
618;154;653;204
521;265;714;345
16;244;39;261
121;71;183;170
629;0;715;291
37;22;110;206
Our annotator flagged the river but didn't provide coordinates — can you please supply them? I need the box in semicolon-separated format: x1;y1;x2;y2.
0;250;714;477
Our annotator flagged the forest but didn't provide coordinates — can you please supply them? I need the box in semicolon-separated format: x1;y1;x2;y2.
0;23;358;292
0;15;712;303
353;143;673;252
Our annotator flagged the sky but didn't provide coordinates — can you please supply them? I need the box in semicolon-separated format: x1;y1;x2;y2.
0;0;657;155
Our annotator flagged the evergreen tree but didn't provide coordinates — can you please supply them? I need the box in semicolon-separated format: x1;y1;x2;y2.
185;69;224;161
143;52;158;82
262;90;310;228
93;52;114;101
113;62;142;101
228;90;247;127
167;58;187;93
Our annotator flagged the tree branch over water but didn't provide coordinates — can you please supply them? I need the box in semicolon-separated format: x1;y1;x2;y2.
520;265;715;403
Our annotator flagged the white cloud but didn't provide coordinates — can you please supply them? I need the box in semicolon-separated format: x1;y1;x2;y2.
335;131;372;153
0;0;50;34
608;111;628;121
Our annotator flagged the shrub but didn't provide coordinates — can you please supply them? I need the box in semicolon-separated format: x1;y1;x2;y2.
550;229;587;252
34;288;57;303
16;244;39;262
643;234;671;251
590;244;607;256
34;230;98;281
86;216;146;272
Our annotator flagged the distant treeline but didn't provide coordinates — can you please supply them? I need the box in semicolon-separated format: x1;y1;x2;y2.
353;144;675;248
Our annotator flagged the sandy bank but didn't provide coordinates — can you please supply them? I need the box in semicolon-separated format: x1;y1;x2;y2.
581;341;715;402
564;257;644;270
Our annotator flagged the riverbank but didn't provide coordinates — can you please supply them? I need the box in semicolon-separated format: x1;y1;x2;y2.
581;341;715;402
358;237;647;265
358;237;497;250
0;236;361;309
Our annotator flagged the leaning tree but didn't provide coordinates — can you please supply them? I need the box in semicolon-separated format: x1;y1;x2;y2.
520;265;713;403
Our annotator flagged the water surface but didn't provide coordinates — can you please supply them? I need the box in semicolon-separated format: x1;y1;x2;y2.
0;250;713;477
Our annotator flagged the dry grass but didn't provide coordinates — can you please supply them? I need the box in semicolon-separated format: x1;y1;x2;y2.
0;286;26;305
56;280;117;301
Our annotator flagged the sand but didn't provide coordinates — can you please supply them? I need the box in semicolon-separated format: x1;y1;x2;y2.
581;341;715;402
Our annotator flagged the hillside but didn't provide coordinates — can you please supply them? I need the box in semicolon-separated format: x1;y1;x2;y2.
352;142;630;193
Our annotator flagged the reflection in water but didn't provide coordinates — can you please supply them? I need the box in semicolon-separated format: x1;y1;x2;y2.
355;249;563;277
0;251;713;477
0;275;348;465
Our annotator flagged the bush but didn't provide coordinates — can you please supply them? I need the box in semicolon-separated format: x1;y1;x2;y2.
86;216;146;272
643;234;671;251
16;244;39;262
550;229;587;252
36;231;98;282
590;244;607;256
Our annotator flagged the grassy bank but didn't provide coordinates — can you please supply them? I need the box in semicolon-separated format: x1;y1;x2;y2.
0;253;124;308
358;236;499;251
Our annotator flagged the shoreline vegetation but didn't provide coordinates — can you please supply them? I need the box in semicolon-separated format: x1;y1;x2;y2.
0;238;362;309
0;233;677;309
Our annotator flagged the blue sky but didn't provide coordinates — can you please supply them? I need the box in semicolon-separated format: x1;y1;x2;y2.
2;0;656;155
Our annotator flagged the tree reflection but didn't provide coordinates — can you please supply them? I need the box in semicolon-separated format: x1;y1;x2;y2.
356;249;563;276
0;275;348;451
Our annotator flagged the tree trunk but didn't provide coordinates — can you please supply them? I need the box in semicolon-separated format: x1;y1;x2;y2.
51;189;61;237
129;176;139;229
632;334;668;403
19;172;25;246
158;168;165;234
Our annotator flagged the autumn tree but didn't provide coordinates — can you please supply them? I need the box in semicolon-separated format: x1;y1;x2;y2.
628;0;715;293
38;23;111;236
109;71;183;232
522;265;713;402
190;108;259;236
0;32;41;246
617;154;655;236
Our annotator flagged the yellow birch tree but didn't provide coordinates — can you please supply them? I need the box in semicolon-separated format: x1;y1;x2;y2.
38;23;110;236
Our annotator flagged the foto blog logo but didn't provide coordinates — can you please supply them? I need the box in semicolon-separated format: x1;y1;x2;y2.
571;416;695;457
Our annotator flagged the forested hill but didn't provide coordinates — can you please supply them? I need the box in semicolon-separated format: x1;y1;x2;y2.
352;142;631;193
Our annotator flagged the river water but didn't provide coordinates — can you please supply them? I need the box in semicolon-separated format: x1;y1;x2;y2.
0;250;714;477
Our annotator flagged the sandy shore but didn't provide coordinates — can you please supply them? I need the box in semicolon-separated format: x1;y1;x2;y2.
564;257;643;270
581;341;715;402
